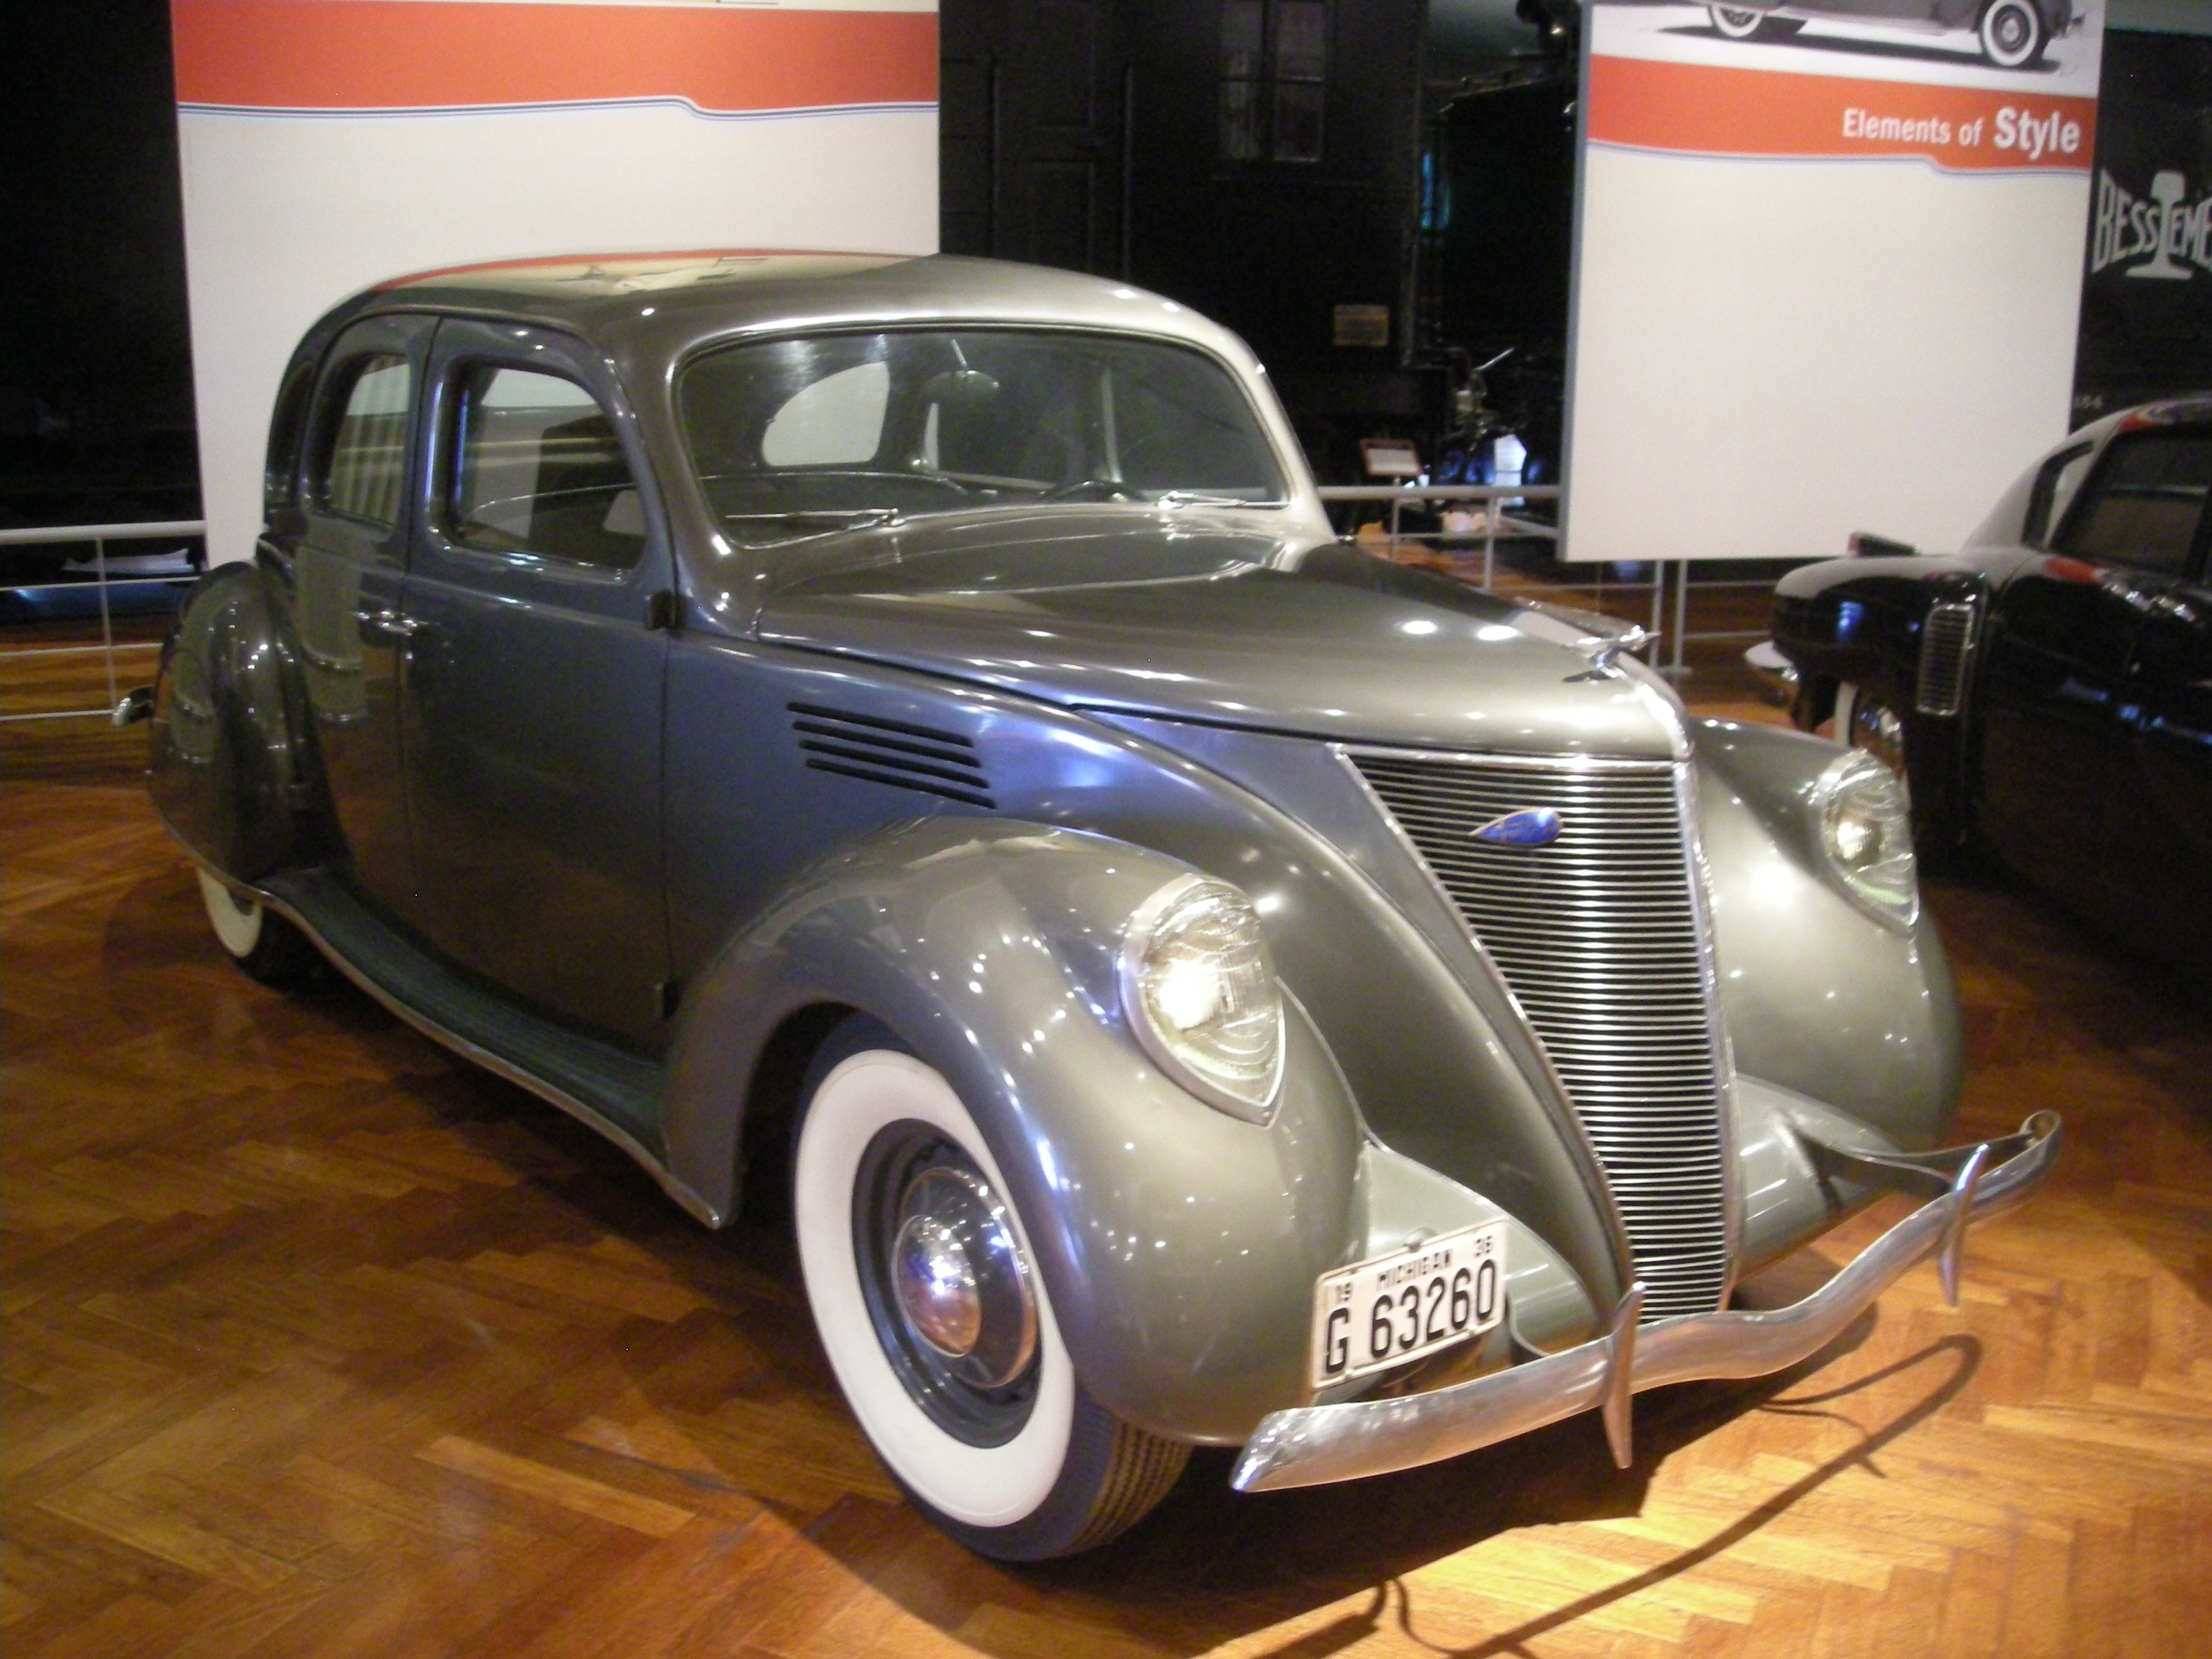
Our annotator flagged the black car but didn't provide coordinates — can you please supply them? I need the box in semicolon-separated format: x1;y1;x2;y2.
1761;397;2212;974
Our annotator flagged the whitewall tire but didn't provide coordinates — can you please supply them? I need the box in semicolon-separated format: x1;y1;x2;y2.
792;1025;1188;1557
196;869;321;986
1979;0;2045;68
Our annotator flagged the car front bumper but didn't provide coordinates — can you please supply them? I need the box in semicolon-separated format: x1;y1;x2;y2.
1231;1110;2059;1491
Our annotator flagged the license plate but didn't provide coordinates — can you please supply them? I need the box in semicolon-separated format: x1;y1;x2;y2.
1311;1221;1507;1387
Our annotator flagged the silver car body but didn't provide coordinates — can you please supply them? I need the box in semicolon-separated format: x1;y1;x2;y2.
145;253;2055;1498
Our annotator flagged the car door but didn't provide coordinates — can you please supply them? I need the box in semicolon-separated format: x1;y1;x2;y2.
281;314;433;911
2104;446;2212;968
1979;423;2211;940
397;319;675;1046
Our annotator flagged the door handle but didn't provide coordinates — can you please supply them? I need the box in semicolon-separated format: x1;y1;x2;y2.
2150;593;2199;624
359;608;423;645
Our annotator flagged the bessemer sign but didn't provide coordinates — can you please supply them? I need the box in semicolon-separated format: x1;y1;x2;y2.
2090;169;2212;282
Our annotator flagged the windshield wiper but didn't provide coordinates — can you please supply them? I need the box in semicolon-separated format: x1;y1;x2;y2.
1154;490;1272;508
721;508;903;531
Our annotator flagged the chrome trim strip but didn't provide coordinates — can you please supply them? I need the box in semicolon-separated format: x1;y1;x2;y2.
1673;753;1744;1310
1231;1112;2060;1492
173;844;727;1230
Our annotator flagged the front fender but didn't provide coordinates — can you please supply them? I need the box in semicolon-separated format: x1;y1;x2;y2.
662;817;1369;1444
1693;718;1963;1156
148;561;326;881
1771;554;1987;713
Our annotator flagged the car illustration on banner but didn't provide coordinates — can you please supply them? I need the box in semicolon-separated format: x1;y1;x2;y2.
136;253;2059;1559
1701;0;2080;70
1754;396;2212;976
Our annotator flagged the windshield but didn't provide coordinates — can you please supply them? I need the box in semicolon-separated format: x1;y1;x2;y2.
679;329;1288;545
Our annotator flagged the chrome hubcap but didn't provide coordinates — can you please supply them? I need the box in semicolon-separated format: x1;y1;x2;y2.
889;1164;1035;1389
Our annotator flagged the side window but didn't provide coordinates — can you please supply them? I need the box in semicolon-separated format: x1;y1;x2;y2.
2053;428;2212;576
447;366;645;570
313;354;412;526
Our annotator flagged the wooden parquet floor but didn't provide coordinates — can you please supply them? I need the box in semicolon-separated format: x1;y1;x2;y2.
5;652;2211;1658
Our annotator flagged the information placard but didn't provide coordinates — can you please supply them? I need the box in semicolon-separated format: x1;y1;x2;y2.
174;0;940;565
1562;1;2104;562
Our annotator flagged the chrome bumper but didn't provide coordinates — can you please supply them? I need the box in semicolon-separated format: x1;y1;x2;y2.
1231;1112;2060;1493
1743;639;1799;707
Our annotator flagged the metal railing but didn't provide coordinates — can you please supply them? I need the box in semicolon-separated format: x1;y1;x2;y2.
1315;484;1791;676
1316;483;1682;657
0;520;203;724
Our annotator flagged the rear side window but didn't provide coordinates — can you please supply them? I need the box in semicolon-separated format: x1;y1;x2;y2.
2054;428;2212;575
447;366;644;570
315;354;412;526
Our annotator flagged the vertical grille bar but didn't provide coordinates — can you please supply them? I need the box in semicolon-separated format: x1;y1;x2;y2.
1347;750;1732;1321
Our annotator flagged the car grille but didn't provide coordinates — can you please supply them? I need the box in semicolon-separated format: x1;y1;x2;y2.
788;703;995;808
1915;601;1978;717
1347;750;1731;1321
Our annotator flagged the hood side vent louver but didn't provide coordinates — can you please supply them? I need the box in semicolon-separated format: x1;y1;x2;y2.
788;703;995;809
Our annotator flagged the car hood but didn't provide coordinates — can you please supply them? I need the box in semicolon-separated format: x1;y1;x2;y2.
751;508;1684;759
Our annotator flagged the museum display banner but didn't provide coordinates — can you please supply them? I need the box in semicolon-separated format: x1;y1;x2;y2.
171;0;940;565
1560;1;2104;563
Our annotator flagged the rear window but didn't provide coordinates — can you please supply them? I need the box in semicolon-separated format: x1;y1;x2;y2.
2053;427;2212;575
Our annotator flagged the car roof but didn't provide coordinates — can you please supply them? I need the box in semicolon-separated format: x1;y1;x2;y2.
339;251;1250;369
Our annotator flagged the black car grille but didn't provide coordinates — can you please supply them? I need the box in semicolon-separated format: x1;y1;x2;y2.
1348;750;1731;1322
1915;601;1978;717
788;703;994;808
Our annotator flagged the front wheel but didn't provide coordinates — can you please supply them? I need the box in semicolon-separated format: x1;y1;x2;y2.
196;869;323;986
792;1025;1188;1558
1979;0;2046;68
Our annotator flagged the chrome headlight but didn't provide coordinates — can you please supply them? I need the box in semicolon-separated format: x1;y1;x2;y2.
1812;751;1918;930
1119;875;1284;1122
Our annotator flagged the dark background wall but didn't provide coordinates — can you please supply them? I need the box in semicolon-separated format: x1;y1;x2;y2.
2072;31;2212;423
2;0;199;531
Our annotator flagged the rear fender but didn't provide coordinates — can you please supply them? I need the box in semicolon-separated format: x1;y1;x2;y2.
148;562;328;881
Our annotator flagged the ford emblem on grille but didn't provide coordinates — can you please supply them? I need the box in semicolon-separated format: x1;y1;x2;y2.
1470;808;1563;848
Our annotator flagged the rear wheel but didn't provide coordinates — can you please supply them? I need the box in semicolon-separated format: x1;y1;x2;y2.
1709;6;1800;40
793;1022;1188;1559
1979;0;2045;68
196;869;323;987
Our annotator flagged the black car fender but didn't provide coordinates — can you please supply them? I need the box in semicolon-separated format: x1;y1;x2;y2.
1771;554;1992;853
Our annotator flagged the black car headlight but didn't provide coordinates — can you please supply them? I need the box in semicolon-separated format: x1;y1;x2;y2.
1119;875;1284;1122
1812;751;1919;930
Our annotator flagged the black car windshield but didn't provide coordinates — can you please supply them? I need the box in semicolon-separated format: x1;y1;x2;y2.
679;329;1287;545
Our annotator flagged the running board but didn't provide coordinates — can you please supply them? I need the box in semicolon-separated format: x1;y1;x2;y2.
257;869;719;1226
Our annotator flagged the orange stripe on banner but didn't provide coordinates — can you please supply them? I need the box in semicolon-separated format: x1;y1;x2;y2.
172;0;938;112
1588;55;2095;173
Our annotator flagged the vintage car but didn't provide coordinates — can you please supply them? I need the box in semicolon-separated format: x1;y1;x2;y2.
139;252;2057;1560
1757;396;2212;977
1705;0;2074;69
